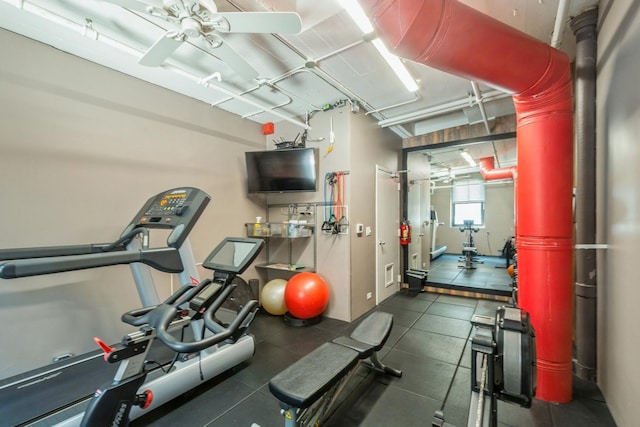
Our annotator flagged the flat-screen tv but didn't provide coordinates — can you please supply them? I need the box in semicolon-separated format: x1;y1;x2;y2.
245;148;319;193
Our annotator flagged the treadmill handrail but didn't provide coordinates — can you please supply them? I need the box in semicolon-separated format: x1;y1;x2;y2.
0;226;151;261
0;247;184;279
0;243;119;261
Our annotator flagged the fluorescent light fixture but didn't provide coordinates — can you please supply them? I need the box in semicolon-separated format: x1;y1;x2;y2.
371;39;419;92
343;0;418;93
460;150;477;167
343;0;374;34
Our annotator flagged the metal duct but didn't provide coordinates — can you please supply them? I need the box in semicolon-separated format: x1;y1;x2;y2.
478;156;518;247
477;156;516;181
361;0;574;402
571;7;599;383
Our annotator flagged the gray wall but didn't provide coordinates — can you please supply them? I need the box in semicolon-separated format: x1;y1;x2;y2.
596;1;640;425
431;178;515;258
262;107;353;321
264;106;401;321
0;30;265;378
348;109;401;320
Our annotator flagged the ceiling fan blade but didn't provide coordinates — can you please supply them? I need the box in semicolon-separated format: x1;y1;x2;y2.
210;37;258;80
100;0;163;15
213;12;302;34
139;32;185;66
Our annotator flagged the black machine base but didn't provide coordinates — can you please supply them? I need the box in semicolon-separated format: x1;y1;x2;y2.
283;312;321;327
406;268;428;293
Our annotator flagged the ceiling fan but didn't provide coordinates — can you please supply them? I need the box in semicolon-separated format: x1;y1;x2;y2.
102;0;302;79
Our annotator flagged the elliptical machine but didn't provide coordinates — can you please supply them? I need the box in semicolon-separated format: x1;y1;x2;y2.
459;219;481;269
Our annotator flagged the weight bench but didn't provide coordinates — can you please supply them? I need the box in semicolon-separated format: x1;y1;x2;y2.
460;246;482;269
268;311;402;427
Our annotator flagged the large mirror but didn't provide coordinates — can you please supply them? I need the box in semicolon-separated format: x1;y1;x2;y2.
405;137;517;296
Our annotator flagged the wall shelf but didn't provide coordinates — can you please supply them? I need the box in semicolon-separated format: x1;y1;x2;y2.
245;222;314;238
247;203;317;274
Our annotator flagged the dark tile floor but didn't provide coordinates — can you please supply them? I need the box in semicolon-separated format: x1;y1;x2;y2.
427;254;513;296
132;291;616;427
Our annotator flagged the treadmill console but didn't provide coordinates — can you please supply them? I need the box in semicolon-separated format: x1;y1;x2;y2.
129;187;211;248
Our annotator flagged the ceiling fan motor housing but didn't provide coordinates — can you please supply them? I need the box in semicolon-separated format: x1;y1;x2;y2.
181;17;202;38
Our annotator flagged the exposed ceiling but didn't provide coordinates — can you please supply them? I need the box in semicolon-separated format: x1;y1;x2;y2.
418;137;517;182
0;0;597;176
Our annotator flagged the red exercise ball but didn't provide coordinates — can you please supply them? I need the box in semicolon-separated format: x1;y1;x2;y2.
284;272;330;319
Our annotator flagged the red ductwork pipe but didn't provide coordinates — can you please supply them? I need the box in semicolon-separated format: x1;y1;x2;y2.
477;156;516;181
361;0;574;402
478;156;518;247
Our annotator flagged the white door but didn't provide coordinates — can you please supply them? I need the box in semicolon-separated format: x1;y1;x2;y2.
375;165;400;304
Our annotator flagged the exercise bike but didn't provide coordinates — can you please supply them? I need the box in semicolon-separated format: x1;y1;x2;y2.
459;219;481;269
61;237;264;427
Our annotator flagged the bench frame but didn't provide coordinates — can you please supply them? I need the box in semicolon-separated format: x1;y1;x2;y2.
269;311;402;427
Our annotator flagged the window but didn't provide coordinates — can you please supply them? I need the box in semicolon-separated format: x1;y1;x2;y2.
451;179;485;227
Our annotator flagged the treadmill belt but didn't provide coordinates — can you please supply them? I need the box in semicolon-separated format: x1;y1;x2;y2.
0;352;116;426
0;337;179;426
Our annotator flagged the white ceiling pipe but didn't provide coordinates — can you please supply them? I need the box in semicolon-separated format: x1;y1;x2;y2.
470;81;502;166
470;81;492;135
191;70;310;129
551;0;572;48
365;91;422;116
378;90;510;127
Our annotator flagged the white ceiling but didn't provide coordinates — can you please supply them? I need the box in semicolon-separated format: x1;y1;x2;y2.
0;0;598;174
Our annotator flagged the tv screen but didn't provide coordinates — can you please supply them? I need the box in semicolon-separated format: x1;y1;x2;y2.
245;148;319;193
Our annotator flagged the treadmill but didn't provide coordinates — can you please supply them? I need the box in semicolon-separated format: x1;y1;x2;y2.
0;187;210;427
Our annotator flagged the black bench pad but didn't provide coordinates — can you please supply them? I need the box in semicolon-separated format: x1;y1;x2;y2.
268;311;395;410
331;336;375;359
350;311;393;351
269;342;359;409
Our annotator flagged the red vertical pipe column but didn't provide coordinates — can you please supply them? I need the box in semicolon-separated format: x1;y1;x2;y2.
361;0;574;402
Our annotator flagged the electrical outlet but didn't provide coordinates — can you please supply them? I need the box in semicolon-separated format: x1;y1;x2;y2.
366;292;372;300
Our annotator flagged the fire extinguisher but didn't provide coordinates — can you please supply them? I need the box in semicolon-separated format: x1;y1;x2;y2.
400;220;411;246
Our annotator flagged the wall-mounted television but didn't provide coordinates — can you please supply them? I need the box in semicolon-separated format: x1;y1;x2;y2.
245;148;319;193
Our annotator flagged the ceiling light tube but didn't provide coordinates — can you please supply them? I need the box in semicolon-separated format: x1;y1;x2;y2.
343;0;374;34
343;0;418;92
371;38;419;92
460;150;477;167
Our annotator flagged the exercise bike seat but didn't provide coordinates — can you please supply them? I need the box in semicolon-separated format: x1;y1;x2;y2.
269;342;359;409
